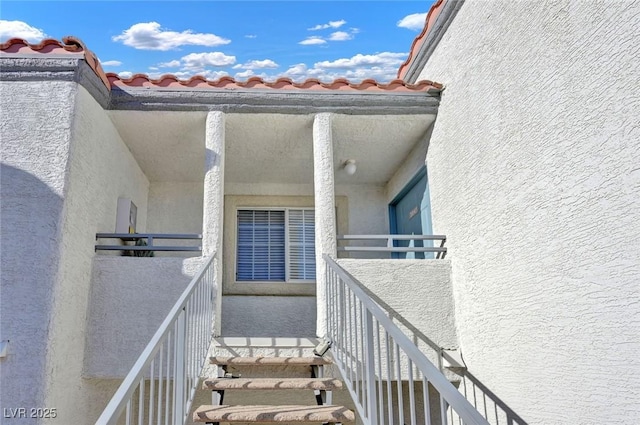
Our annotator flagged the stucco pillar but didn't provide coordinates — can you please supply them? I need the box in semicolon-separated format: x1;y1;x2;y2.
203;111;225;335
313;113;337;337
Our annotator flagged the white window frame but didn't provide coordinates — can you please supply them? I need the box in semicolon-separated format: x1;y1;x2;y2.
235;207;315;284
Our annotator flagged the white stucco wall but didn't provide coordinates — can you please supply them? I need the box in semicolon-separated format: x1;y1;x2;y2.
46;86;149;424
385;131;430;203
416;2;640;423
336;184;388;234
44;86;149;423
221;296;317;337
146;182;203;257
0;80;76;423
85;256;207;377
147;182;203;234
0;82;149;424
336;259;457;352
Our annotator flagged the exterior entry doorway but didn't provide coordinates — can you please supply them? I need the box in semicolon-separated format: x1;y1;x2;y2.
389;167;434;259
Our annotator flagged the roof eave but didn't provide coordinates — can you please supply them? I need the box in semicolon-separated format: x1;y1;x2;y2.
398;0;464;84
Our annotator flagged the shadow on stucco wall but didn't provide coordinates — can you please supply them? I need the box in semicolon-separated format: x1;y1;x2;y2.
358;280;529;424
0;163;63;418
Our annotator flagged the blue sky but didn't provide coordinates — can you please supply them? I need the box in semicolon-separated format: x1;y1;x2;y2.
0;1;433;82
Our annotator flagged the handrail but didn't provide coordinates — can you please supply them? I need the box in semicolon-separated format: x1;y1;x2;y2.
329;258;528;424
324;254;488;425
95;253;217;425
95;233;202;253
338;234;447;259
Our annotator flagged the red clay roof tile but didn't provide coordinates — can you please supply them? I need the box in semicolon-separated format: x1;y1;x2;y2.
107;73;441;92
397;0;446;80
0;36;111;90
1;36;442;93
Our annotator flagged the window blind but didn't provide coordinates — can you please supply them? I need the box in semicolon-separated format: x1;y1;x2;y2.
236;210;285;281
288;209;316;280
236;208;315;282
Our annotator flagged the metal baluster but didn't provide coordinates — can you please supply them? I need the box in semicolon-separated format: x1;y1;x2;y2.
364;309;378;424
386;332;393;425
440;396;448;425
395;343;405;425
355;299;362;406
376;321;384;423
149;359;155;425
423;377;432;425
157;344;164;425
126;399;132;425
165;332;172;425
408;358;417;425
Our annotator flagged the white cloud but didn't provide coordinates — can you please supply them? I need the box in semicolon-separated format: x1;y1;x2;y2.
299;36;326;46
245;34;257;39
308;20;346;31
148;69;229;81
101;60;122;67
118;71;133;79
283;63;309;77
315;52;406;69
278;52;407;83
235;69;255;79
158;59;181;68
328;31;353;41
112;22;230;51
152;52;236;78
239;59;279;70
397;12;428;31
0;20;47;43
181;52;236;70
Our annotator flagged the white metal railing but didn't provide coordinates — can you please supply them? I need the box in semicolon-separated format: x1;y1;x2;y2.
95;253;217;425
350;267;528;424
96;233;202;253
324;255;488;425
338;234;447;259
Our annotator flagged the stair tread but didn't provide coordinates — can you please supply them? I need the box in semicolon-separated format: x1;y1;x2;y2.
210;356;332;366
193;405;355;423
203;377;343;390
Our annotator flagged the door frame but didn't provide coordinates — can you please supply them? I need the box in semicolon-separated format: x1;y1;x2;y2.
388;166;428;235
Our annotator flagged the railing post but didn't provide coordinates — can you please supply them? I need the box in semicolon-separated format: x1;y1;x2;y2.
174;309;186;425
364;310;378;424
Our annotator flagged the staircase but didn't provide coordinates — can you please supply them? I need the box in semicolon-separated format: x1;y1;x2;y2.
193;355;356;424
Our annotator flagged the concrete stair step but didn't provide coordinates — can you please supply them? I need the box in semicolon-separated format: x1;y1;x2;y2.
203;378;343;391
193;404;355;423
211;356;331;366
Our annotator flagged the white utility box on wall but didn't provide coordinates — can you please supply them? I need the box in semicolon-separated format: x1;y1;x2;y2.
115;198;137;233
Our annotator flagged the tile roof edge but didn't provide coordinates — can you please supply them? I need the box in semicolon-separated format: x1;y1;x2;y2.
397;0;446;80
1;36;443;93
0;36;111;91
106;73;443;92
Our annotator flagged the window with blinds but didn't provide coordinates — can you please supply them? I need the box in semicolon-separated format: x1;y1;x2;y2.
236;208;315;282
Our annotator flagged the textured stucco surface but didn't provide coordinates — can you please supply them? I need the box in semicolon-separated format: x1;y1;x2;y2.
85;256;207;378
146;181;203;257
221;296;317;337
313;113;337;336
45;85;149;424
336;259;457;351
147;182;203;234
0;80;76;422
0;82;150;424
417;1;640;423
385;128;430;203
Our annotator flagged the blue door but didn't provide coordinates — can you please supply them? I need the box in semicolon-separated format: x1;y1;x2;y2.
390;168;433;259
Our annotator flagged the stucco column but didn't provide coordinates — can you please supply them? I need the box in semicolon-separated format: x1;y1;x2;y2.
313;113;337;337
203;111;225;335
